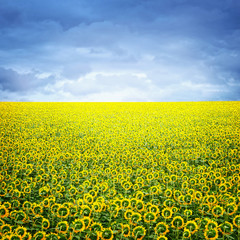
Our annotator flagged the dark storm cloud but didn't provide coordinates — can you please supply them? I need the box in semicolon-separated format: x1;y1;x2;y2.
0;0;239;101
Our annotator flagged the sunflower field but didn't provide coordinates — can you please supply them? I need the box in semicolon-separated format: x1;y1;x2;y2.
0;102;240;240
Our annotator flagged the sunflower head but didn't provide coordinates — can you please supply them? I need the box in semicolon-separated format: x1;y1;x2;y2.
184;220;198;234
9;233;22;240
233;215;240;228
72;219;85;233
81;205;92;217
121;199;130;209
162;208;172;219
135;200;145;212
14;226;27;238
56;221;69;234
1;224;12;235
211;205;223;218
33;231;46;240
156;236;168;240
91;222;103;232
171;216;184;229
23;201;32;211
219;221;233;235
0;205;9;218
204;228;218;240
184;209;192;217
130;212;142;226
101;228;113;240
57;205;69;219
121;224;130;237
163;199;175;208
206;220;218;230
124;209;133;220
154;222;169;235
132;226;146;240
45;233;59;240
144;212;156;223
182;229;191;239
164;189;172;198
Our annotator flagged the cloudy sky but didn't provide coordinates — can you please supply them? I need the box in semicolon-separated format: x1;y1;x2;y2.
0;0;240;101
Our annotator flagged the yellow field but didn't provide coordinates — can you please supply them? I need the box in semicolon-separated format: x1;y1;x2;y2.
0;102;239;240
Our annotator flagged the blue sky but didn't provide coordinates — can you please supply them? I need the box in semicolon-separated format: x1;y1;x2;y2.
0;0;240;101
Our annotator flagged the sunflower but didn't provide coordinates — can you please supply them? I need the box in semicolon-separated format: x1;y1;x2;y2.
182;229;191;239
233;215;240;228
69;204;78;217
32;204;43;216
162;208;172;219
0;188;7;197
92;202;102;213
33;231;46;240
132;226;146;240
206;195;216;205
163;175;171;183
84;194;94;205
3;202;11;210
154;222;169;235
14;226;27;238
45;233;59;240
51;203;60;215
124;209;133;220
202;185;210;194
164;189;172;198
0;205;9;218
184;220;198;234
130;212;142;226
72;219;85;233
1;224;12;235
91;222;103;232
173;190;181;201
12;189;21;199
163;199;175;208
9;233;22;240
171;216;184;229
184;209;192;217
121;199;130;209
22;232;32;240
194;191;202;201
56;221;69;234
198;203;210;215
0;219;4;226
150;205;160;215
83;216;91;229
57;205;69;219
81;205;92;217
122;181;132;191
42;218;50;230
225;203;238;216
204;228;218;240
206;220;218;230
11;200;20;209
101;228;113;240
121;224;130;237
156;236;168;240
41;199;50;209
135;200;145;212
219;221;233;235
144;212;156;223
211;205;223;218
135;191;144;201
23;186;31;194
14;211;27;222
89;189;98;198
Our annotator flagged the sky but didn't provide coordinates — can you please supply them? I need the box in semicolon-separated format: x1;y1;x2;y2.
0;0;240;102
